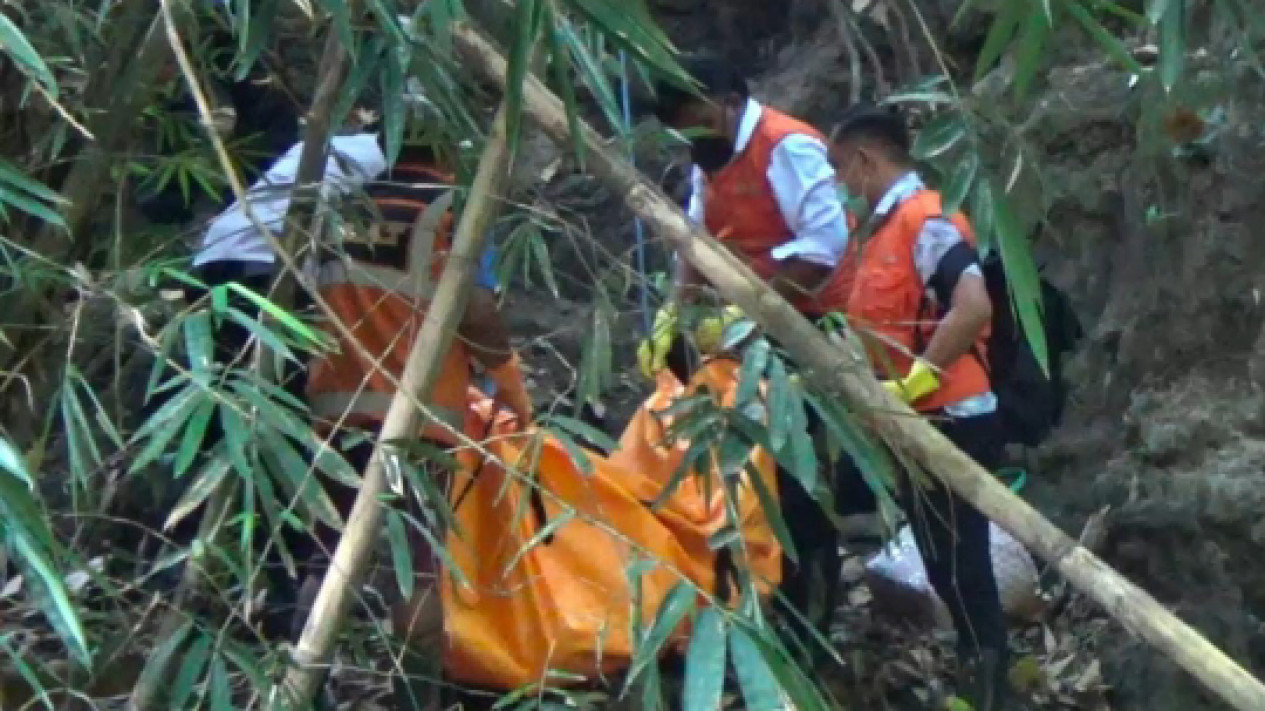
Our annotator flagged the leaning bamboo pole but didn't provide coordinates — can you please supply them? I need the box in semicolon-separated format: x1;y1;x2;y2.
450;23;1265;711
269;93;521;711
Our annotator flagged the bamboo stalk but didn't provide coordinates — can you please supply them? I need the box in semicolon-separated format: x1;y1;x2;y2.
271;28;350;314
269;91;520;711
451;24;1265;711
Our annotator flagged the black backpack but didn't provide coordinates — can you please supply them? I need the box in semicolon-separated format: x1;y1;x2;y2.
976;252;1083;447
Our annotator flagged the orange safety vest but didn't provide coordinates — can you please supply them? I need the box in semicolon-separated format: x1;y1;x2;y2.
846;189;991;412
704;108;852;316
306;156;470;444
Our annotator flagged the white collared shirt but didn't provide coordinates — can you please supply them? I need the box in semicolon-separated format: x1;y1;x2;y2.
194;133;388;267
872;171;996;417
685;98;850;268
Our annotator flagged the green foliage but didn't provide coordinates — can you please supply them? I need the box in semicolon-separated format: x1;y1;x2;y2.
3;0;1263;706
0;437;91;666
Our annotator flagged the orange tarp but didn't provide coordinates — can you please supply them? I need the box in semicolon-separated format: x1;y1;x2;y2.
441;359;782;690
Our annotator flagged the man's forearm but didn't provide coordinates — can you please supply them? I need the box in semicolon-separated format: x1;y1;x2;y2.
767;257;831;305
921;307;989;371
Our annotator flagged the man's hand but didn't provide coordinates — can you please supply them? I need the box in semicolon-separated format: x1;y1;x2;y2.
768;257;832;304
487;351;533;431
920;273;992;370
637;302;680;379
880;359;941;405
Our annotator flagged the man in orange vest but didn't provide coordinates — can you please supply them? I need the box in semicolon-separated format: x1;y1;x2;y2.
640;56;857;636
304;134;532;710
830;104;1009;710
641;57;854;332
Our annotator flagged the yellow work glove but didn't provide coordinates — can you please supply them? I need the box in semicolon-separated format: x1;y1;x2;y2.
881;359;941;404
637;302;680;380
692;305;746;355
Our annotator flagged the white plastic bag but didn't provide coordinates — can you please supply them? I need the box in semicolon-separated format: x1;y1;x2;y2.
863;522;1041;629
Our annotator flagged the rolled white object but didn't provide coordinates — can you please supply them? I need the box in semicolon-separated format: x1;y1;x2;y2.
863;522;1042;629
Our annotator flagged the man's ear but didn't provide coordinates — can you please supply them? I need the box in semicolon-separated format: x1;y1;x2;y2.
856;143;881;171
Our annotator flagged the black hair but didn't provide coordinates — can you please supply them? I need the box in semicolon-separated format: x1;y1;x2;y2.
830;102;912;162
652;54;750;124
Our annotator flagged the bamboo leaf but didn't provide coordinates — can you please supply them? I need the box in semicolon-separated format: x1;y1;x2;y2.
1038;0;1054;25
0;161;63;204
0;468;90;665
786;382;818;497
546;413;618;453
224;282;328;349
736;338;770;407
1159;0;1185;91
801;391;899;513
625;581;695;691
911;113;967;161
129;387;202;474
0;637;53;711
1146;0;1171;24
683;608;727;711
545;4;589;163
941;153;979;216
170;631;212;710
733;624;830;711
386;509;416;600
406;505;472;589
397;453;461;535
0;182;65;228
651;437;710;510
992;182;1050;375
1013;4;1052;101
971;177;997;256
235;0;279;79
0;14;57;95
221;639;271;692
333;36;386;130
1062;0;1145;74
708;526;741;550
766;357;792;451
730;626;785;711
259;434;344;528
974;1;1023;83
529;232;560;297
640;662;668;711
219;407;257;480
745;462;797;565
558;18;626;135
0;437;33;488
135;620;194;698
208;655;233;711
501;508;575;577
59;383;97;484
165;457;232;531
381;41;407;166
505;0;542;162
173;399;216;479
565;0;689;91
